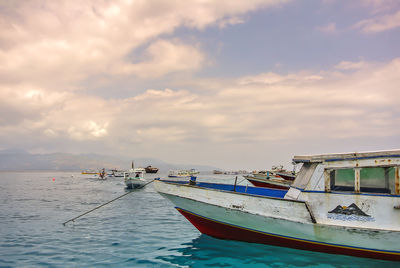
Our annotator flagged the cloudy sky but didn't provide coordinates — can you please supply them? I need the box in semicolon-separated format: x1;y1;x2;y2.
1;0;399;170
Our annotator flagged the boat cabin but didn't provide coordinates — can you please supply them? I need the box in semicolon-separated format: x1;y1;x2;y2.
285;150;400;231
289;150;400;195
124;168;145;179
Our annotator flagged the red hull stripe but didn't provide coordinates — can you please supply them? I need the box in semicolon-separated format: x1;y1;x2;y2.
176;207;400;261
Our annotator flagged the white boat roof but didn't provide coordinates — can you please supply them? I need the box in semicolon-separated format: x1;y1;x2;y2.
293;149;400;163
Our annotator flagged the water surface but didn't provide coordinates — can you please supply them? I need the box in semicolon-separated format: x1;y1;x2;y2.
0;172;397;267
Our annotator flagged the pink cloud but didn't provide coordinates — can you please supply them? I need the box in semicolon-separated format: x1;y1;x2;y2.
354;10;400;33
316;23;337;34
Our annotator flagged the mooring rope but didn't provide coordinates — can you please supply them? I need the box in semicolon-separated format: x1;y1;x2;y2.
62;179;156;226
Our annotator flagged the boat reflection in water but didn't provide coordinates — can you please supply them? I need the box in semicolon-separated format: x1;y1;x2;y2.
154;150;400;261
155;235;391;267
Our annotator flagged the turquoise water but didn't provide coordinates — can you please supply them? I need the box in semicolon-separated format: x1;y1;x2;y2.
0;171;398;267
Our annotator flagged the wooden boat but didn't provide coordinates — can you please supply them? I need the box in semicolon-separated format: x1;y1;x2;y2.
243;175;291;189
145;165;159;174
253;166;296;181
168;169;199;177
81;169;98;175
107;169;125;177
168;170;189;178
124;168;146;189
154;150;400;261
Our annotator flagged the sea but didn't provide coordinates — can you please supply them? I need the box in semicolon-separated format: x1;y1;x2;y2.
0;171;398;267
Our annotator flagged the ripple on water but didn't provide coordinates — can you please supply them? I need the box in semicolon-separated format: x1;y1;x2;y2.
1;172;400;267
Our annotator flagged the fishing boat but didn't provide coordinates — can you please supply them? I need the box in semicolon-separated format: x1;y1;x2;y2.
243;174;291;190
244;166;296;189
145;165;159;174
168;170;189;178
252;166;296;181
81;169;98;175
107;169;125;177
168;170;197;178
189;169;200;175
154;150;400;261
124;167;146;189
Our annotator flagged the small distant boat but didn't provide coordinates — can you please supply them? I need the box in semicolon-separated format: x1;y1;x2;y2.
145;166;159;174
275;170;296;181
245;166;295;189
188;169;199;175
98;168;106;180
168;169;199;178
168;170;190;178
213;170;224;174
124;168;146;189
81;169;98;175
243;175;291;190
114;170;125;177
253;166;296;180
107;169;125;177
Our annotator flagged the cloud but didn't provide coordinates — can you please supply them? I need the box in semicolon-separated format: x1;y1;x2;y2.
115;39;205;78
0;0;288;88
357;0;400;14
334;60;369;70
316;23;337;34
3;58;398;154
354;9;400;33
0;1;398;168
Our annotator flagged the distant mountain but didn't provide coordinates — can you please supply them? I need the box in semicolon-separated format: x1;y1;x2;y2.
0;150;217;172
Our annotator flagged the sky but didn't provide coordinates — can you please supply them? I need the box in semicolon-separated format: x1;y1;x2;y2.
0;0;399;170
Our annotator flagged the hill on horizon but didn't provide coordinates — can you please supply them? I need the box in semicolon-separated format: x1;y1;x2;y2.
0;149;218;172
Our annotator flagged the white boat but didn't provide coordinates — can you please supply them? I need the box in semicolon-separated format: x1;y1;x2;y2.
188;169;199;175
154;150;400;261
124;167;146;189
168;169;200;178
107;169;125;177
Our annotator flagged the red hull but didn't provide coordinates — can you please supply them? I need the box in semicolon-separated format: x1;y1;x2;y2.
177;208;400;261
246;179;290;190
276;173;296;181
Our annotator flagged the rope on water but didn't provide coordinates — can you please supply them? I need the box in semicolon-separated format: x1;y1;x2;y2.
62;179;156;226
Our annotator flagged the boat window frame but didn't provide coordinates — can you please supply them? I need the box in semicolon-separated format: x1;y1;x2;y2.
324;165;400;195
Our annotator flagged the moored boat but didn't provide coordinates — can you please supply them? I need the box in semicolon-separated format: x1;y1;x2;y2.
168;170;188;178
243;175;291;189
168;169;199;178
124;167;146;189
107;169;125;177
252;166;296;181
145;165;159;173
188;169;200;175
154;150;400;261
81;169;98;175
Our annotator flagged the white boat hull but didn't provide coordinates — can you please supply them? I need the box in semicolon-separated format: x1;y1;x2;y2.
125;178;146;189
154;180;400;261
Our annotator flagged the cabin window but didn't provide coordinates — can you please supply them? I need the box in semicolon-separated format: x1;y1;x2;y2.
360;167;394;194
330;168;354;191
328;166;396;194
